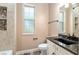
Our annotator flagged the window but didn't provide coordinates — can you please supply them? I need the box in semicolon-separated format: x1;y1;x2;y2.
23;5;35;34
59;12;64;33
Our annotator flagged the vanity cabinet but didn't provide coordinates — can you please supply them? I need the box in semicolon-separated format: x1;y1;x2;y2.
47;40;74;55
47;40;56;55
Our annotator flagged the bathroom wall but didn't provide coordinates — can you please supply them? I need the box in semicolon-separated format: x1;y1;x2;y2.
65;4;73;35
16;3;49;51
48;3;59;36
0;4;16;52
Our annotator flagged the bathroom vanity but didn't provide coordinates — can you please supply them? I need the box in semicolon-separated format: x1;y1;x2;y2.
47;36;78;55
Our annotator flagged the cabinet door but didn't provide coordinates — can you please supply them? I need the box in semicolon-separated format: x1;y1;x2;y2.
55;44;74;55
47;40;56;55
59;48;74;55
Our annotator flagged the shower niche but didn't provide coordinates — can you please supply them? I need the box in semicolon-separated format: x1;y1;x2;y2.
0;6;7;30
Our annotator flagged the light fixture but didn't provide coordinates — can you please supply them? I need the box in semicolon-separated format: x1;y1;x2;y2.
59;3;69;8
65;3;69;8
59;3;65;7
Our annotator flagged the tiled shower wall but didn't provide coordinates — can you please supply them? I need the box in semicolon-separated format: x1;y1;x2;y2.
0;4;16;52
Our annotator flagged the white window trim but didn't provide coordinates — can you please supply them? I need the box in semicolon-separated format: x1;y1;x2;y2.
22;4;36;35
60;7;65;33
59;11;65;33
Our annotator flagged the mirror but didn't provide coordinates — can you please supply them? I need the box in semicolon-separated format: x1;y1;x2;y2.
59;3;79;37
72;3;79;37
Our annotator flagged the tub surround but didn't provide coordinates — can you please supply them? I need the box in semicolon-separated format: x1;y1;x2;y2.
0;4;16;53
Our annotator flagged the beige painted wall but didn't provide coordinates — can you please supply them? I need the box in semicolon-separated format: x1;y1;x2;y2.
16;3;49;51
0;4;16;52
48;3;59;36
65;4;73;35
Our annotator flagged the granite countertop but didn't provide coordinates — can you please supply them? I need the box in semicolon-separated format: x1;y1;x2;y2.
47;36;79;55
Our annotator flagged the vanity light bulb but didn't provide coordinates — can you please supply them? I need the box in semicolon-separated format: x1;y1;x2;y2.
65;4;69;8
